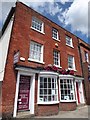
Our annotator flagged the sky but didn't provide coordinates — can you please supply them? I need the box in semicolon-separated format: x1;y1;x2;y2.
0;0;89;44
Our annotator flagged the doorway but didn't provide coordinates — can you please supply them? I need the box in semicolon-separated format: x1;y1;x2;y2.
76;81;85;104
17;75;31;111
76;82;80;104
13;71;35;118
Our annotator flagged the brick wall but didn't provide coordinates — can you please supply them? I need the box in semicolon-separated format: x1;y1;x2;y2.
82;62;90;105
59;102;77;111
35;104;59;116
13;2;82;76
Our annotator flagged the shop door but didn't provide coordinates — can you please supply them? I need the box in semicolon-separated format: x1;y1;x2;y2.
18;75;30;111
76;82;80;104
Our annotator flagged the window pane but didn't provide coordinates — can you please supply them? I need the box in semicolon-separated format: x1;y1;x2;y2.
44;82;47;88
48;96;51;101
48;82;51;88
48;89;51;94
44;78;47;82
44;89;47;94
40;89;44;94
40;82;44;88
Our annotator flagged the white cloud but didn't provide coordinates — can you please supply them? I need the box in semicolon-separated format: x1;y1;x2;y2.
58;0;89;36
57;0;74;4
0;0;89;38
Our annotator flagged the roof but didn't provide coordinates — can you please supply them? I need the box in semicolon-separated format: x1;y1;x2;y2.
0;7;15;38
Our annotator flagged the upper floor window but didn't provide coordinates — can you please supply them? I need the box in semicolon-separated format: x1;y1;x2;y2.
66;35;73;47
29;41;43;63
85;51;89;62
31;17;44;33
52;28;59;40
53;50;60;67
68;55;75;70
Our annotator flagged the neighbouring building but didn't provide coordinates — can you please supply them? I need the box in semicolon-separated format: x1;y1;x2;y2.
79;39;90;105
1;2;86;118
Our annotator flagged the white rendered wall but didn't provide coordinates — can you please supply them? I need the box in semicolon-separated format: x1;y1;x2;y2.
0;16;14;81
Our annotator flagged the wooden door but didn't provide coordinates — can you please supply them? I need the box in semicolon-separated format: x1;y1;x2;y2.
18;75;30;111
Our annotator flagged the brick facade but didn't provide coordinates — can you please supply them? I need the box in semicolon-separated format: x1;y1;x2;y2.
1;2;87;118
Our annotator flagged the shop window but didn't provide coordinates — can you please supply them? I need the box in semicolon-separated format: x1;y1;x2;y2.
38;76;58;103
60;79;75;102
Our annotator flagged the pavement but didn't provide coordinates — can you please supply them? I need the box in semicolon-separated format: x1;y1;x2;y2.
35;105;89;118
17;105;89;119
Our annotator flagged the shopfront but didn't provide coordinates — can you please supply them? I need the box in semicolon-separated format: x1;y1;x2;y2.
13;67;85;117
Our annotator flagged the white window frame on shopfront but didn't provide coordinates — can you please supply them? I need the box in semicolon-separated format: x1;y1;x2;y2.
28;41;44;64
59;77;75;102
37;73;59;104
53;50;60;67
31;17;44;34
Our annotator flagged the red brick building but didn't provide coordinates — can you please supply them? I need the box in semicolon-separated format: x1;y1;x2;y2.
79;39;90;105
1;2;86;118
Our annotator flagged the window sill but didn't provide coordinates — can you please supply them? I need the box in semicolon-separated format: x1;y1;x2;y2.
52;37;60;42
68;68;77;72
37;101;59;105
60;100;76;102
54;64;62;69
31;27;45;35
66;44;74;48
28;58;45;64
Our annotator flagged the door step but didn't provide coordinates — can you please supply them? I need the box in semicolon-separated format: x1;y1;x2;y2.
77;104;87;109
16;111;34;118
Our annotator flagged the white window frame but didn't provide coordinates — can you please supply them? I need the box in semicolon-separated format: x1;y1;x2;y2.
37;74;59;104
68;55;76;71
85;52;89;62
28;41;44;64
66;35;73;48
53;50;61;68
31;17;44;34
52;28;59;41
59;77;76;102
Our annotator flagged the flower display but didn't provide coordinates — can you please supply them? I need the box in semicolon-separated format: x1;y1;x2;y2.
44;65;74;75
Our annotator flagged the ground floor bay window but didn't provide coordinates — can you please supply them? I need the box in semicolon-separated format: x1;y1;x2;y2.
38;72;59;104
59;76;75;102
